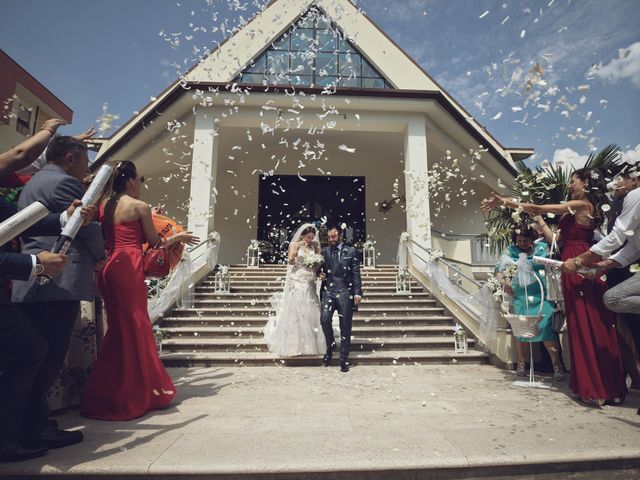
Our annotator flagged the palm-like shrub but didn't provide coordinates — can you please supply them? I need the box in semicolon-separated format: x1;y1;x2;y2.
480;144;623;254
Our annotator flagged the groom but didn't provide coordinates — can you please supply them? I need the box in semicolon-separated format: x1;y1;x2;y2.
320;226;363;372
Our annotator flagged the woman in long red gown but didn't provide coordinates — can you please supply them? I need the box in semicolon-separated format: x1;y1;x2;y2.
81;161;198;420
482;168;627;405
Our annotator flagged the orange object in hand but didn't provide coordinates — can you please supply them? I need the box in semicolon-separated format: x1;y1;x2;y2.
144;213;185;270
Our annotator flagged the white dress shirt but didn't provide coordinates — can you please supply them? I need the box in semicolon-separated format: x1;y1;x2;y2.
590;187;640;267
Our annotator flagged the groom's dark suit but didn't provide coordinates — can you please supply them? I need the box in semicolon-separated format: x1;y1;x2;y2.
320;243;363;363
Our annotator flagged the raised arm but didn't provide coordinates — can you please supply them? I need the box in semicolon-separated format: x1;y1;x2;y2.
0;119;66;178
482;191;590;217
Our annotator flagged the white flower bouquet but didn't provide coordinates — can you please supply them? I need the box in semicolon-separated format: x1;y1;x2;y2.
485;275;504;300
303;253;324;269
502;263;518;281
400;231;410;242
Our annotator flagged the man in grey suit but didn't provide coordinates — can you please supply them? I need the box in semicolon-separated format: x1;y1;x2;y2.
12;135;105;449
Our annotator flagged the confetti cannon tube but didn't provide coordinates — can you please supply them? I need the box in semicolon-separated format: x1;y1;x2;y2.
37;163;114;285
532;255;596;275
0;201;49;247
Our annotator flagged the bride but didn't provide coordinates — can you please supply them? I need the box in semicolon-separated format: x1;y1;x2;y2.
264;223;326;357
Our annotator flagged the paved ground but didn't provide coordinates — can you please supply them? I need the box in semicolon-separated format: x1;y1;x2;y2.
1;364;640;479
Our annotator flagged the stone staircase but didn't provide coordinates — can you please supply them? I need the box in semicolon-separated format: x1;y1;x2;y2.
158;265;489;367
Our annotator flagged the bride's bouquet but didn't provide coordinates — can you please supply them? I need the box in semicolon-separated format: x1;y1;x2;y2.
302;252;324;269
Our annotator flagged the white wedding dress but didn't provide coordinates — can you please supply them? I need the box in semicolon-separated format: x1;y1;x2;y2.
264;245;326;357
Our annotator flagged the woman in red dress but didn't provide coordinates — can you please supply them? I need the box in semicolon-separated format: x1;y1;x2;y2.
81;161;198;420
482;168;627;405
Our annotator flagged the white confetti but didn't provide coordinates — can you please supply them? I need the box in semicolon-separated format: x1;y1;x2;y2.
338;144;356;153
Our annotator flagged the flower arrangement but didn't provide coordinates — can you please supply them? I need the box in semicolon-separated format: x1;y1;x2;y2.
485;275;504;300
302;253;324;269
453;323;468;353
363;240;375;249
400;231;410;242
502;263;518;282
453;323;466;338
249;239;260;249
217;264;229;275
209;231;221;243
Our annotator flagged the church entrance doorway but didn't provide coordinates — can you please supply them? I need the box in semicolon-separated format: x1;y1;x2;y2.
257;175;366;263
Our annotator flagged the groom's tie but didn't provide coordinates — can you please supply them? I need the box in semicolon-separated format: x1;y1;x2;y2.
331;246;339;267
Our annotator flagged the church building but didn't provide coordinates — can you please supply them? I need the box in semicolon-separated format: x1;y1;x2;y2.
92;0;532;268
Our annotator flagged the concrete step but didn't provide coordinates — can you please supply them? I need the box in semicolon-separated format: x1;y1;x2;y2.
161;315;455;327
189;299;438;308
192;290;431;297
169;306;446;317
159;349;489;367
160;325;457;338
208;286;425;294
160;337;474;353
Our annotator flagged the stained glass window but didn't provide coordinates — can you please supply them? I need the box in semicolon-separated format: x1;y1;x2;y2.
234;7;391;89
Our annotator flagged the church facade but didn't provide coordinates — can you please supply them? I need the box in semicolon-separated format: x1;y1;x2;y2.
93;0;532;268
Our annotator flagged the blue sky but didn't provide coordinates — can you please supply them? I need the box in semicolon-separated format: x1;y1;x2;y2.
1;0;639;168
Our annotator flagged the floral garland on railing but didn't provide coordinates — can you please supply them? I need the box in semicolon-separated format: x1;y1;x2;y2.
249;239;260;250
424;248;444;262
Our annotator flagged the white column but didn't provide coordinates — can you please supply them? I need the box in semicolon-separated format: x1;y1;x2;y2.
187;109;219;241
403;115;432;249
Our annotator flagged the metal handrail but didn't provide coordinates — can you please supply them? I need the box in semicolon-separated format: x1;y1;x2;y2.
409;240;483;289
438;257;483;289
430;229;482;240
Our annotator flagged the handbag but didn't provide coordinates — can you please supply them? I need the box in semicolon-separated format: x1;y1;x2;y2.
552;302;567;333
545;231;567;333
143;240;170;278
544;231;563;301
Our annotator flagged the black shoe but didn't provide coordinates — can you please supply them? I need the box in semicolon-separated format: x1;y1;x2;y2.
340;361;350;373
25;426;83;450
0;440;48;463
323;343;336;366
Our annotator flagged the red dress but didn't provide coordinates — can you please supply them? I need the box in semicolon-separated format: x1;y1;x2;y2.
559;215;627;401
81;218;176;420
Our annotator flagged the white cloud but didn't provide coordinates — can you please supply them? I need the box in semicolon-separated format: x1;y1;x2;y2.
552;148;588;172
592;42;640;88
621;144;640;164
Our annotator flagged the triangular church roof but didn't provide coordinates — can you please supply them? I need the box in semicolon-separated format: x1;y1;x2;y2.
95;0;532;172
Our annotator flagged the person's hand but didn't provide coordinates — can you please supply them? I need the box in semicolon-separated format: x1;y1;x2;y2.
36;251;68;277
151;206;164;216
175;231;200;246
94;259;106;272
586;259;618;279
480;192;505;213
73;127;97;143
42;118;67;135
66;200;97;226
561;258;579;274
319;272;327;281
354;295;362;305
